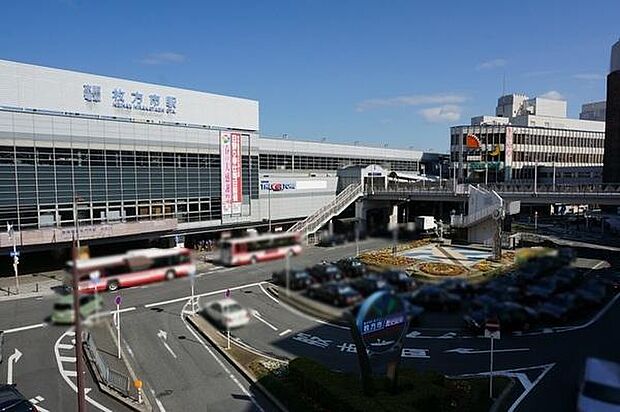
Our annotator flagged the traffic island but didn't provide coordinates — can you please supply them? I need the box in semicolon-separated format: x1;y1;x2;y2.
83;319;152;412
267;284;351;326
186;313;290;412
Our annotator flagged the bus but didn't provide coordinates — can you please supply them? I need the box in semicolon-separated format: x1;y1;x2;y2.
220;232;302;266
66;248;196;293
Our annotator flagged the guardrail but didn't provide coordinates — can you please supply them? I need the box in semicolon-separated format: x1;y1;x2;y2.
85;332;132;398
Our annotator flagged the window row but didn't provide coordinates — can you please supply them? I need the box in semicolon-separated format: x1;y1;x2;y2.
259;154;418;172
512;152;604;164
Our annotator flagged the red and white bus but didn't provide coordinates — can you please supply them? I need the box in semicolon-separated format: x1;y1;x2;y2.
67;248;196;293
220;232;302;266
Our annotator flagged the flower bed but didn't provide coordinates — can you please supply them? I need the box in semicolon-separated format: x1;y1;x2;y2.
418;262;466;276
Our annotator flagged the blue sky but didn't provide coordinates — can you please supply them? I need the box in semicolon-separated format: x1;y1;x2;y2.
1;0;618;152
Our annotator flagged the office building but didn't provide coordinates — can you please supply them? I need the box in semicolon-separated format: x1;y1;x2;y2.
603;39;620;183
451;93;605;185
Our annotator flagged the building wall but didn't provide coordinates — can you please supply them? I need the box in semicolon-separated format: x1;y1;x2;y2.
603;71;620;183
0;59;259;131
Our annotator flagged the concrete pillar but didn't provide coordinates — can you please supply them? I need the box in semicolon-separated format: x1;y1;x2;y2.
355;201;367;234
328;219;334;236
389;204;398;230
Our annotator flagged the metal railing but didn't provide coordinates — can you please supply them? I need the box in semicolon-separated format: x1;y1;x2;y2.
288;183;363;237
378;181;620;195
85;332;132;398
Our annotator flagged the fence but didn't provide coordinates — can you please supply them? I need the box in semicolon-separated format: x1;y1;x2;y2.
85;332;132;398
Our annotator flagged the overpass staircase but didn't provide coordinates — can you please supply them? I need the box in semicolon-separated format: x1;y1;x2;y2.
288;183;364;243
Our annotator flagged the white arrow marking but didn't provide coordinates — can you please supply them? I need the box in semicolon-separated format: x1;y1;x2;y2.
438;332;457;339
6;348;22;384
406;330;421;338
250;310;278;331
157;330;177;359
444;347;530;355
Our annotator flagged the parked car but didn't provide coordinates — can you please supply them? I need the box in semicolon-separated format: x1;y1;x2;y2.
336;257;368;278
524;278;558;302
51;293;102;324
408;286;461;311
439;278;476;297
317;234;346;247
308;263;343;283
272;268;313;290
307;282;363;307
575;280;608;307
202;298;250;329
577;357;620;412
351;275;393;297
381;270;417;292
0;384;37;411
537;295;575;324
471;294;500;311
495;302;538;331
463;309;489;334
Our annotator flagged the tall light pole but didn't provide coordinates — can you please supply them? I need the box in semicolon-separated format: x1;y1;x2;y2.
6;223;19;294
72;196;87;411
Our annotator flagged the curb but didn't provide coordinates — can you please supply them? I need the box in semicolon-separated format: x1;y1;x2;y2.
268;285;351;327
490;377;517;412
186;315;289;412
83;323;152;412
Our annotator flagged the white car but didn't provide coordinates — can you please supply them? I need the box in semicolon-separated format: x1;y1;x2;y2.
202;298;250;329
578;357;620;412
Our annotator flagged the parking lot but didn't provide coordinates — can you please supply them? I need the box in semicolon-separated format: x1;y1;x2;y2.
266;247;619;337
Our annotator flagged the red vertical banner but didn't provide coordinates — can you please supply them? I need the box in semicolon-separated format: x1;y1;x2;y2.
220;132;233;216
231;133;242;215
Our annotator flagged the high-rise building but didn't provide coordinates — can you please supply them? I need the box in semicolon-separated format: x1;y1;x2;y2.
580;101;606;122
603;39;620;183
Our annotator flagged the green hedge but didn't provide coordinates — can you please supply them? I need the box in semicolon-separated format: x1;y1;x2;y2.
272;357;500;412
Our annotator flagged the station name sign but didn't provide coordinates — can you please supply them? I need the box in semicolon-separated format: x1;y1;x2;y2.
83;84;177;114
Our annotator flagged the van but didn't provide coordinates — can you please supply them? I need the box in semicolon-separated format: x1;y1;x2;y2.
51;294;102;324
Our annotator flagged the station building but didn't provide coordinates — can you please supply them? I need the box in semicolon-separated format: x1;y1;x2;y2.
0;59;428;251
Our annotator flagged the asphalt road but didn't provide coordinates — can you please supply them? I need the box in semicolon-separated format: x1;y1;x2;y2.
1;236;618;412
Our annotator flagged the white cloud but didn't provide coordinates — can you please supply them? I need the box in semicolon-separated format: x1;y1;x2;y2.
139;52;186;65
419;105;462;123
539;90;565;100
355;93;466;112
572;73;605;81
476;58;507;71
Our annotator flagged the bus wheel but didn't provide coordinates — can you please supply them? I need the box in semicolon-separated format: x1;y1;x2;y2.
107;280;119;292
165;270;176;281
251;256;257;264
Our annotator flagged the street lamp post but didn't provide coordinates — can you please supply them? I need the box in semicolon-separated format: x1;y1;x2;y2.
6;223;19;294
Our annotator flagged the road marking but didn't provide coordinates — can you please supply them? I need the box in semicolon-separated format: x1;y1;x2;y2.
180;302;265;412
258;282;279;304
251;310;278;331
438;332;457;338
507;364;555;412
54;329;114;412
6;348;22;384
406;331;421;338
35;396;44;402
275;294;350;330
444;347;530;355
157;330;178;359
57;343;74;350
64;370;77;377
3;323;47;334
144;281;263;308
149;388;167;412
59;356;77;363
278;329;292;336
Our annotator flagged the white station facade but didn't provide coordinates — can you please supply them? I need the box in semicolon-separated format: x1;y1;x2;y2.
0;59;426;249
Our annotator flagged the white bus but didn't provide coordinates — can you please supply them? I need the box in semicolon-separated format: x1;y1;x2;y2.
219;232;302;266
66;248;196;293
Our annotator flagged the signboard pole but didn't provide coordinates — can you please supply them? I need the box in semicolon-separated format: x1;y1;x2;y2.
489;336;494;399
114;295;122;359
285;251;290;297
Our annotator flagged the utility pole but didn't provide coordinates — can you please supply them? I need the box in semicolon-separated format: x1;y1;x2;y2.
6;223;19;294
71;234;87;412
